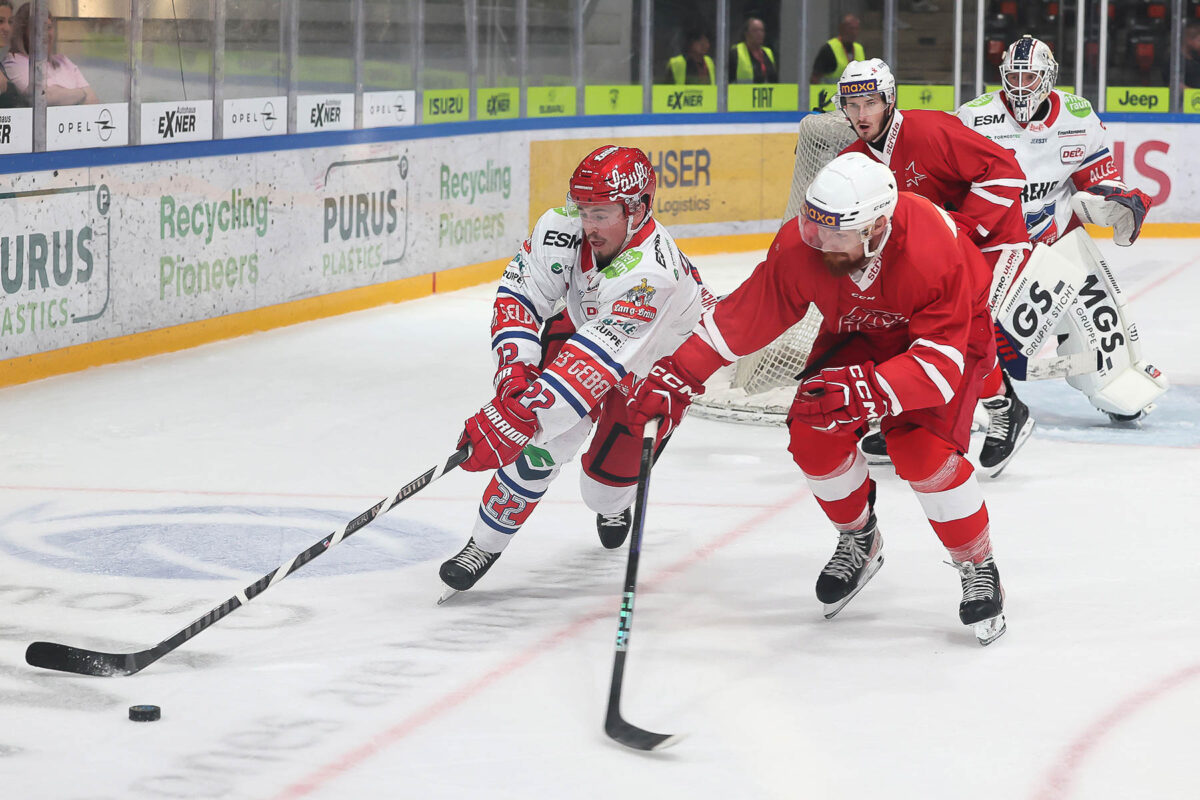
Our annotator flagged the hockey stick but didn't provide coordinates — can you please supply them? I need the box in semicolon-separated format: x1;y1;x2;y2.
604;417;681;752
25;447;470;677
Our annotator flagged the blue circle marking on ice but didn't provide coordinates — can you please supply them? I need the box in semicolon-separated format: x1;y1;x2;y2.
0;503;459;579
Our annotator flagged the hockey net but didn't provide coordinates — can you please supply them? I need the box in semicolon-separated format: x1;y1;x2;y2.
690;112;858;425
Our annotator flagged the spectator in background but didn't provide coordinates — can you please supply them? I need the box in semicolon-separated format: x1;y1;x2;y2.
1186;21;1200;90
811;14;865;84
4;3;97;105
665;26;715;85
0;0;26;108
729;16;778;84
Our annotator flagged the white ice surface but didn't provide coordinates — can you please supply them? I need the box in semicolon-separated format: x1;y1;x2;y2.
1;239;1198;800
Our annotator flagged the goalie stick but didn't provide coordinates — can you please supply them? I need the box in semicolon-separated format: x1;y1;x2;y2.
604;418;681;752
25;447;470;677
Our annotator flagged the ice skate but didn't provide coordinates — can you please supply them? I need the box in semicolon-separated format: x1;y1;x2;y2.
597;508;633;549
815;516;884;619
978;374;1034;478
437;538;501;604
951;555;1006;645
858;430;892;466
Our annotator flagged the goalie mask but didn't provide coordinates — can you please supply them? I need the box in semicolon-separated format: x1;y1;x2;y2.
567;145;656;246
800;153;898;258
1000;35;1058;124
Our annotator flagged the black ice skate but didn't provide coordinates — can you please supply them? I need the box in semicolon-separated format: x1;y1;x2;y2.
597;508;633;549
437;538;501;604
951;555;1006;646
815;515;884;619
978;374;1034;478
858;430;892;466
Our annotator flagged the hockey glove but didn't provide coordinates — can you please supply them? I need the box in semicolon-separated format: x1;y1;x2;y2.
790;363;893;431
1070;181;1152;247
458;392;538;472
627;357;706;436
494;360;541;400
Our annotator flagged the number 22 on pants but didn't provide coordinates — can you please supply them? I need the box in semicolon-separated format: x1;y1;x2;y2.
481;475;539;532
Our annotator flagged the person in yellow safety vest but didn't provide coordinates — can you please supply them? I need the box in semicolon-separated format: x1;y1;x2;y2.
665;27;714;85
811;14;866;84
729;17;778;84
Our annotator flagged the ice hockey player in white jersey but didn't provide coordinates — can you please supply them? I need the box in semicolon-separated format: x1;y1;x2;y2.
957;35;1167;422
438;145;713;600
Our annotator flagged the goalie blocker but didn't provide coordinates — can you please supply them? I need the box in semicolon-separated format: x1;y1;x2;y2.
993;228;1167;418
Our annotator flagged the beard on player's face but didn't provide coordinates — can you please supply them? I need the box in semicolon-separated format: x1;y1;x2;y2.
821;248;868;276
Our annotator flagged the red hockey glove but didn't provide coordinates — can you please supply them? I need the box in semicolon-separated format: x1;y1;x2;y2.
458;392;538;472
789;363;893;431
1070;181;1152;247
494;361;541;400
626;357;706;436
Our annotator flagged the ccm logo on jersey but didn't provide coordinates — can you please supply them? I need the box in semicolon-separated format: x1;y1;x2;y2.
973;114;1006;126
1060;146;1086;164
542;230;583;249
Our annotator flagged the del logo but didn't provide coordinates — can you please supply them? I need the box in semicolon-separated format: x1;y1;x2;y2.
804;203;840;226
667;90;703;110
973;114;1005;126
157;108;197;138
839;79;878;94
1059;145;1086;164
310;101;342;127
487;94;511;115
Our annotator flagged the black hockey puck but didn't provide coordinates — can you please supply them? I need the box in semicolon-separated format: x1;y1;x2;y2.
128;704;161;722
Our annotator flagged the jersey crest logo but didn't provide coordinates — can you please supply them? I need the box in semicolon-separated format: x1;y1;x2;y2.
902;161;926;188
840;306;907;332
611;279;658;322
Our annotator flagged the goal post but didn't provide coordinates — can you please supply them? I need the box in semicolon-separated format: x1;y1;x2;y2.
690;112;857;425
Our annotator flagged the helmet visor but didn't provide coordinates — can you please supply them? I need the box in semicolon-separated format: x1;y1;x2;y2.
799;213;870;255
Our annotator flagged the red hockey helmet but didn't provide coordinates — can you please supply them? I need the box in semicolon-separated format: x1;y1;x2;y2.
567;145;657;217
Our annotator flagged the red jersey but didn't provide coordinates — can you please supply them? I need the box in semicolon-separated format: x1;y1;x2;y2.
680;193;995;414
842;109;1031;257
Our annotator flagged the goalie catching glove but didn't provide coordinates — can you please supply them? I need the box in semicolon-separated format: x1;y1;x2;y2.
458;391;538;472
1070;181;1152;247
789;363;894;431
626;357;707;436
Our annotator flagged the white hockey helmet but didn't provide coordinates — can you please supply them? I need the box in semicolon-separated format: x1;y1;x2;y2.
836;58;897;109
800;152;898;258
1000;35;1058;123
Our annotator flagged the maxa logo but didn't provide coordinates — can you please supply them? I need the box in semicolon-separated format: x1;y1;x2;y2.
839;79;878;95
157;109;197;139
804;203;840;227
667;90;704;110
973;114;1006;126
1060;145;1086;164
310;102;342;127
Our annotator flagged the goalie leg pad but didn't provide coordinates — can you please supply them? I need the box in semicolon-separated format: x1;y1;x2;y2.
994;242;1086;370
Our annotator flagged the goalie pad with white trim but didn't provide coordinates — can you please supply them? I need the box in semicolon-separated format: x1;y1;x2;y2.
993;240;1087;380
1050;229;1168;416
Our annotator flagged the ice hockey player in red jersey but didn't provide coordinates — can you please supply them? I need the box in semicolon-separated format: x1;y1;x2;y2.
439;145;713;602
836;58;1034;477
628;153;1007;645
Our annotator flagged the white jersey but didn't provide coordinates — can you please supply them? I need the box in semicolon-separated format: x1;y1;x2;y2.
956;90;1118;244
490;206;711;441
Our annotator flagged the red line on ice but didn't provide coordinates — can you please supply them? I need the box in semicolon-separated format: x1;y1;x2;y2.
271;486;813;800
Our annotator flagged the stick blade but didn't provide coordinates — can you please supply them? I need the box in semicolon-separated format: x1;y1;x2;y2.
605;715;682;752
25;641;140;677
